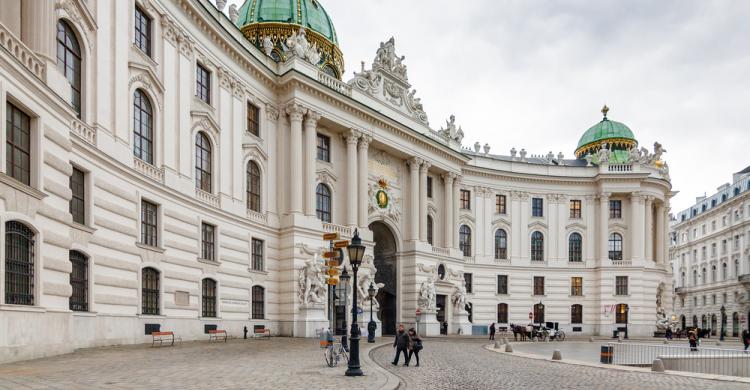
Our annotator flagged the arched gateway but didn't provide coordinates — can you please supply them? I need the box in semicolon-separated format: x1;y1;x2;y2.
370;221;398;335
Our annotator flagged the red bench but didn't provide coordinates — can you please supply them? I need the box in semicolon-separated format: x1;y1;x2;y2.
151;331;181;347
254;325;271;339
208;329;228;342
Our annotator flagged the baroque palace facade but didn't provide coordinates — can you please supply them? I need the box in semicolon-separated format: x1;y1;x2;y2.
0;0;673;363
669;167;750;336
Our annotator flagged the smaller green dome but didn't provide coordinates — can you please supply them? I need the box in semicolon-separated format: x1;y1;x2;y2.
236;0;338;45
575;106;637;158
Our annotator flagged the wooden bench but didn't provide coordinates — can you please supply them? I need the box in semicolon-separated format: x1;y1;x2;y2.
208;329;228;342
151;331;181;347
253;325;271;339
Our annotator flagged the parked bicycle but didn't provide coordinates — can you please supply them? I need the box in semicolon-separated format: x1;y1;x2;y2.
324;340;349;367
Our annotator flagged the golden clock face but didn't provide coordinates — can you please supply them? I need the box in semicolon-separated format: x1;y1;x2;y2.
376;190;389;208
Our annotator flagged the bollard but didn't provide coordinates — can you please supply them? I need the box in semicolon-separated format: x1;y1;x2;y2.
617;334;623;343
715;341;722;346
552;350;562;360
651;358;665;372
494;340;501;349
588;337;594;343
505;343;513;353
663;340;669;344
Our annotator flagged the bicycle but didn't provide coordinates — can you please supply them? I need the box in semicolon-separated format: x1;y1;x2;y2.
323;341;349;367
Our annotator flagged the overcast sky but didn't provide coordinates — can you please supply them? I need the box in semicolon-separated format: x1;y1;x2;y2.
226;0;750;213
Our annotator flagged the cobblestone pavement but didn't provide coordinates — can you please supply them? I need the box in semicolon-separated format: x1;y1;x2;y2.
370;338;749;390
0;338;393;390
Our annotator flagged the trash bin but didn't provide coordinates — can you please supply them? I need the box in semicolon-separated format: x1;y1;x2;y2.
612;330;619;338
600;345;613;364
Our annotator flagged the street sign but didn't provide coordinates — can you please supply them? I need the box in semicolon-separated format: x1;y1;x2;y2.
326;260;339;267
326;277;338;285
323;232;339;241
323;251;338;258
334;240;349;248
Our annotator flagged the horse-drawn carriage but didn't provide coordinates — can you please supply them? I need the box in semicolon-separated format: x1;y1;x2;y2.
510;323;566;342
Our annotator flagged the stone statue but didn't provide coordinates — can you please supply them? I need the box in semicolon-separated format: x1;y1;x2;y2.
417;277;436;311
228;4;239;23
451;283;467;310
651;141;666;163
298;255;326;305
596;142;611;164
656;306;670;331
357;272;384;310
215;0;227;11
284;28;321;66
262;36;274;56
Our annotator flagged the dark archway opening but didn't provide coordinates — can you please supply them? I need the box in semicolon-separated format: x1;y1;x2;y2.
370;221;397;335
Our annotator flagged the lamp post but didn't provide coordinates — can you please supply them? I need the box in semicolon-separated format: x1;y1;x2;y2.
624;305;630;339
339;266;350;351
720;305;726;341
367;282;376;343
345;229;365;377
537;301;544;328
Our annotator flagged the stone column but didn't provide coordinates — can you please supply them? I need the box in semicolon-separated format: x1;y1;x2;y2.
584;195;597;261
630;192;645;261
645;196;654;261
21;0;55;63
303;111;321;216
286;103;306;214
599;192;610;261
358;135;371;228
511;192;523;260
655;201;666;264
345;130;360;226
408;157;422;241
442;173;455;248
419;162;431;242
453;177;462;249
547;194;558;261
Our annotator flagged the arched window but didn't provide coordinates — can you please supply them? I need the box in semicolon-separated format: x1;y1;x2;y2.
721;194;727;202
735;259;740;277
711;265;716;283
316;183;332;222
56;20;82;117
426;216;433;245
459;225;471;257
533;303;545;324
5;221;35;305
701;268;707;284
69;250;88;311
571;304;583;324
692;315;697;327
530;231;544;261
246;161;261;212
681;272;685;286
202;278;216;317
494;229;508;260
692;270;698;286
608;233;623;260
133;89;154;164
497;303;508;324
701;315;706;328
734;187;740;196
252;286;265;319
568;233;582;262
615;303;628;324
195;132;212;192
141;267;160;315
437;264;446;280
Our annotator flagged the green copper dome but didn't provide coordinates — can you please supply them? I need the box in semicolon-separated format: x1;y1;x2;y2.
575;106;638;159
236;0;338;45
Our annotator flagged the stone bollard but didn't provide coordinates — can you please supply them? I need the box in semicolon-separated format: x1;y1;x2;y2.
494;340;501;349
651;358;665;372
503;337;509;345
505;343;513;353
552;350;562;360
715;341;722;346
617;334;624;343
663;340;669;344
589;337;594;343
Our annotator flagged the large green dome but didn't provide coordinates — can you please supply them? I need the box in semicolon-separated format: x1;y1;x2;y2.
236;0;338;45
575;106;637;159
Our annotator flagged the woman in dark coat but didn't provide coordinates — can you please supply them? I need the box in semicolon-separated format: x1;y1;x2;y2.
489;323;496;340
407;328;422;367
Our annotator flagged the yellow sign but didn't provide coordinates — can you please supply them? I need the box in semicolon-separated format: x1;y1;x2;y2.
334;240;349;248
323;233;339;241
322;251;337;258
327;268;339;276
326;278;338;285
326;260;339;267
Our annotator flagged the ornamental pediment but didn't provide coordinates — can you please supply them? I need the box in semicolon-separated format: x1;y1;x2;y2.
491;215;511;227
528;220;548;230
565;222;587;231
608;221;628;231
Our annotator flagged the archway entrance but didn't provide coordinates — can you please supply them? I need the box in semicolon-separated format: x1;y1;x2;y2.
370;221;398;335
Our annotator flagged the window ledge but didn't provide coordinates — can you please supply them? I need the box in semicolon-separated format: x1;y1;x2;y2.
131;43;158;67
138;314;166;319
613;294;631;298
198;258;221;266
532;294;547;298
569;295;586;298
247;268;268;276
136;243;165;253
245;131;264;143
193;96;215;112
199;317;222;321
0;173;46;200
495;293;509;297
0;304;46;313
71;222;96;234
71;311;98;317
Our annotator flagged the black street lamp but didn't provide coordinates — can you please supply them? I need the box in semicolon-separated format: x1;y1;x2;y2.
345;229;365;377
720;305;726;341
339;267;350;351
537;301;544;328
624;305;630;339
367;282;376;343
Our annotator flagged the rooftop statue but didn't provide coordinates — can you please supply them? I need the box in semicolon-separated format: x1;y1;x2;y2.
284;28;321;66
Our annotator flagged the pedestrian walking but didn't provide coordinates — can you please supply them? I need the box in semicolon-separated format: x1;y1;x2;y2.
489;322;496;340
665;327;672;340
407;328;422;367
742;328;750;352
392;324;409;366
688;329;698;352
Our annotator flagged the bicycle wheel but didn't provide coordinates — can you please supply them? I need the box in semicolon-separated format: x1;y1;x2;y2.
339;347;349;365
324;347;336;367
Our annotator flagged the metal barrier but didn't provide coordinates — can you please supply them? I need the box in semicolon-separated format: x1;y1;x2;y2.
608;342;750;377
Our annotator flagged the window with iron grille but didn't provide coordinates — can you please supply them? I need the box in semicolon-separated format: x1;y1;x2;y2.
201;223;216;261
571;304;583;324
496;194;506;214
533;276;544;295
316;183;332;222
464;273;472;293
426;216;433;245
5;221;34;305
316;133;330;162
533;303;545;323
195;132;212;192
459;225;471;257
571;277;583;296
532;198;543;217
6;102;31;186
568;233;582;262
133;89;154;164
497;275;508;294
57;20;82;117
69;250;88;311
252;286;265;319
141;267;159;315
569;200;581;218
247;102;260;136
141;200;158;247
530;231;544;261
196;63;211;104
426;176;433;198
608;233;623;260
497;303;508;323
494;229;507;259
615;303;628;324
460;189;471;209
134;6;151;56
202;278;216;317
246;161;261;212
609;200;622;219
251;238;264;271
615;276;628;296
69;167;85;224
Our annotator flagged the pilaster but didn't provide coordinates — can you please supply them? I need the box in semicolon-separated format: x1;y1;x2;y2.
303;111;321;216
442;173;456;249
599;192;611;262
357;134;371;228
407;157;422;241
344;129;360;226
285;103;306;214
419;161;431;242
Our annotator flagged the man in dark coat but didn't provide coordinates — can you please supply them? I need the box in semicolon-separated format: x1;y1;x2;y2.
742;328;750;352
392;324;409;366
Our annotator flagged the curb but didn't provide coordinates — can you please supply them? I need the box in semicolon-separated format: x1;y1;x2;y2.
366;342;402;390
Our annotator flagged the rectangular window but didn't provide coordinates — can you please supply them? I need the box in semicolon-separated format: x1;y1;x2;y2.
721;240;727;254
252;286;264;319
571;305;583;324
533;276;544;296
196;63;211;104
141;200;158;247
134;6;151;56
569;200;581;219
426;176;433;198
464;273;472;294
316;133;330;162
201;222;216;261
496;194;506;214
497;303;508;324
609;200;622;219
497;275;508;294
69;251;88;312
6;102;31;186
69;167;86;224
615;276;628;296
247;102;260;136
251;238;264;271
460;189;471;209
571;277;583;296
532;198;543;217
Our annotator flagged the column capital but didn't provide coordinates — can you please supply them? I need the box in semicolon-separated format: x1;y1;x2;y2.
630;191;646;203
265;104;280;121
599;192;611;200
645;195;655;204
285;102;306;121
442;172;457;182
420;161;431;172
304;111;322;127
510;190;528;201
358;134;372;150
408;157;423;168
344;129;361;145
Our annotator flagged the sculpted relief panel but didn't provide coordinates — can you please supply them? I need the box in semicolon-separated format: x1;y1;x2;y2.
367;150;403;223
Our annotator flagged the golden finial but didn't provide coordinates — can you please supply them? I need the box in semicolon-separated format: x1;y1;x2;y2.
601;105;609;119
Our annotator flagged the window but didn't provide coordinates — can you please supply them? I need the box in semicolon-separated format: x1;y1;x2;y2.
571;277;583;296
568;233;582;262
196;63;211;104
459;225;472;257
702;224;706;234
252;286;265;319
609;200;622;219
494;229;508;260
615;304;628;324
316;184;332;222
133;89;154;164
496;195;507;214
69;167;86;224
711;265;716;282
533;276;544;295
497;303;508;323
530;231;544;261
701;268;707;283
246;161;261;212
195;132;212;192
497;275;508;294
134;6;151;56
712;294;716;304
426;176;433;198
460;190;471;209
712;221;716;231
571;304;583;324
6;102;31;185
316;133;330;162
608;233;623;260
251;238;264;271
5;221;34;305
693;270;697;285
69;250;88;311
569;200;581;218
615;276;628;296
533;303;545;323
702;295;706;305
707;245;711;259
201;279;216;317
201;222;216;261
247;102;260;136
426;216;433;245
57;20;82;117
141;200;158;247
532;198;543;217
141;267;159;315
464;273;473;293
722;240;727;254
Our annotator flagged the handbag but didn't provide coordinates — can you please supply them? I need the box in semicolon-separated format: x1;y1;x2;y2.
413;339;423;351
